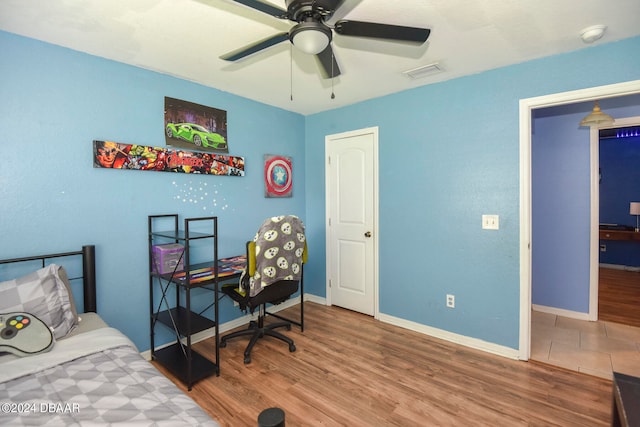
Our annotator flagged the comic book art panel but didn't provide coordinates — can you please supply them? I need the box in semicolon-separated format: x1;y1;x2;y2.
164;97;228;153
264;154;292;198
93;140;244;176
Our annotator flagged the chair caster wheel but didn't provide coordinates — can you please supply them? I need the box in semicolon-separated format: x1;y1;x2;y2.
286;324;292;331
289;344;296;352
220;341;227;348
244;356;251;364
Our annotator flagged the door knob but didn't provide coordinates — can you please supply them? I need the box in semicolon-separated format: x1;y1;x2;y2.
364;231;372;238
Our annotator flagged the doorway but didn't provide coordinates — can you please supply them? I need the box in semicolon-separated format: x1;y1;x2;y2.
519;79;640;360
325;126;379;317
597;118;640;327
528;111;640;378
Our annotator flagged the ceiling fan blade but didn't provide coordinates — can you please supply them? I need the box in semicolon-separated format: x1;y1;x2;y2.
220;32;290;61
334;20;430;43
228;0;287;18
316;44;341;78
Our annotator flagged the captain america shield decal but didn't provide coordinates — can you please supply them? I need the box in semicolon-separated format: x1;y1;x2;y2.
264;154;292;197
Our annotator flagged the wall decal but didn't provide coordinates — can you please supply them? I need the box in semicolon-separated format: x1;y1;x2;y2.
172;181;232;212
264;154;292;198
164;97;228;153
93;140;244;176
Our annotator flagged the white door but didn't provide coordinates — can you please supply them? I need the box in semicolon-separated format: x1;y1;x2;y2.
325;127;378;316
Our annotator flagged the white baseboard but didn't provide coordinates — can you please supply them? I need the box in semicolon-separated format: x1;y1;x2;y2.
142;293;324;360
377;313;521;360
143;294;520;362
303;293;326;305
303;296;519;359
531;304;593;321
530;265;639;322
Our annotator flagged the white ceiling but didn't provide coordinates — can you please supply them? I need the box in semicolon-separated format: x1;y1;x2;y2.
1;0;639;115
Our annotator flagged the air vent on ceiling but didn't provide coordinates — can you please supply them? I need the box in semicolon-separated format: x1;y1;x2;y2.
403;62;444;80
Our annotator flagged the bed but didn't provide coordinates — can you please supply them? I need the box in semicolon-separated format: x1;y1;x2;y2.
0;245;219;426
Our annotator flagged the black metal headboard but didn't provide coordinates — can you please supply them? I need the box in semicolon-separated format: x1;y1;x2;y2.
0;245;97;312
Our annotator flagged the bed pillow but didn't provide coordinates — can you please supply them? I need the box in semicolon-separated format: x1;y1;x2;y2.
56;266;79;322
0;264;79;339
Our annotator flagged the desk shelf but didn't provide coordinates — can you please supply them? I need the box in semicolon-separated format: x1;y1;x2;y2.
156;307;215;336
153;344;217;386
148;214;220;390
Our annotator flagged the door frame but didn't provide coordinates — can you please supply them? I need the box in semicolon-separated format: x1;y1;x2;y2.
519;79;640;360
324;126;380;318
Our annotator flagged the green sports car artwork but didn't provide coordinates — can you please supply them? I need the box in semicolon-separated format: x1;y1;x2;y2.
165;122;227;149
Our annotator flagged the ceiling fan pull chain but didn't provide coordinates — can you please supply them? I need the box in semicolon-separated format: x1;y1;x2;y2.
331;49;336;100
290;44;294;101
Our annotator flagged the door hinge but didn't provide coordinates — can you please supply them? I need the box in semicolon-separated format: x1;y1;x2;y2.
328;156;331;165
329;279;332;288
328;217;331;226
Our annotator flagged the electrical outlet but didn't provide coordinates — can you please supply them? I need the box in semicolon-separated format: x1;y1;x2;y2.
600;244;606;252
446;294;455;308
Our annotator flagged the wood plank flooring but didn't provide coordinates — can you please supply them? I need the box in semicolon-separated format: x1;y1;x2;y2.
153;303;613;426
598;267;640;327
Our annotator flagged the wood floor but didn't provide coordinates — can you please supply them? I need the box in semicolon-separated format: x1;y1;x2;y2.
153;303;613;426
598;267;640;327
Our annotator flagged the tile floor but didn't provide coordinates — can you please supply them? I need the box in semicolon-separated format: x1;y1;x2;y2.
531;310;640;380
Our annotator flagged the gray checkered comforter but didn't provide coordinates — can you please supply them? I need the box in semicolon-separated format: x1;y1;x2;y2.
0;329;218;426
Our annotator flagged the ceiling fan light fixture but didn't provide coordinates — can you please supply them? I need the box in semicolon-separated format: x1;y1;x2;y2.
579;100;615;127
222;0;433;80
290;22;331;55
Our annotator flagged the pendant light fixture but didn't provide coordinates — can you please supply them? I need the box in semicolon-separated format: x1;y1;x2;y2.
579;100;615;127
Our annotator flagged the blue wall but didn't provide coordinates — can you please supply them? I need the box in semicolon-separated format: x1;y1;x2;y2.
600;134;640;266
1;28;639;352
531;108;593;312
305;36;640;349
0;31;305;351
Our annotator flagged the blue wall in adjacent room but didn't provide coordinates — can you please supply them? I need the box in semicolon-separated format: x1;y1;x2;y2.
0;31;305;351
531;108;592;313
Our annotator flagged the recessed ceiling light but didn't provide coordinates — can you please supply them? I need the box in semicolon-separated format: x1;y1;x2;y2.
580;25;607;44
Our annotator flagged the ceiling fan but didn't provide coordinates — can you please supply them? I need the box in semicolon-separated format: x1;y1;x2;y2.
220;0;431;78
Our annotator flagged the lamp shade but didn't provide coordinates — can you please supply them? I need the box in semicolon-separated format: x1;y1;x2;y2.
630;202;640;216
579;101;614;127
292;29;329;54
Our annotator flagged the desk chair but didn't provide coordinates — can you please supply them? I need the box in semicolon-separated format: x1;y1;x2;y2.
220;215;306;364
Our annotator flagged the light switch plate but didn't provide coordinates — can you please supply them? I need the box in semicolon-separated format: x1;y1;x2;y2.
482;214;499;230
